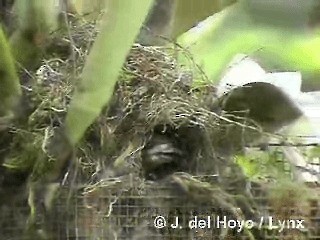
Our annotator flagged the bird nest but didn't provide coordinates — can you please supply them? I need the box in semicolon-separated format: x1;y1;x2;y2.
0;18;319;240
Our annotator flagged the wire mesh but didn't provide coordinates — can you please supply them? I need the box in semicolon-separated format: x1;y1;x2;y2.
1;153;319;240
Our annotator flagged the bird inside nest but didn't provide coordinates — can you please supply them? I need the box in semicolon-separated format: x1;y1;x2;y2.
141;127;188;180
141;82;304;181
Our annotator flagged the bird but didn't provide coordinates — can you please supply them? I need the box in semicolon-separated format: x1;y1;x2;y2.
220;82;303;132
141;131;186;180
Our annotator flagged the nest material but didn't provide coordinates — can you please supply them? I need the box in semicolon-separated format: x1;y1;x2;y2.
0;17;318;240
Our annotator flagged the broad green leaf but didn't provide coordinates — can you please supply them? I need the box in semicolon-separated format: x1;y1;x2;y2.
65;0;154;145
177;2;320;88
0;26;21;117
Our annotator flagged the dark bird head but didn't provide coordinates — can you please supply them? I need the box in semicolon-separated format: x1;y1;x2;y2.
142;132;186;180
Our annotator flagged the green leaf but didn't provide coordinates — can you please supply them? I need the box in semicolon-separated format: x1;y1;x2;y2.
0;26;21;117
234;154;260;178
65;0;154;145
177;2;320;88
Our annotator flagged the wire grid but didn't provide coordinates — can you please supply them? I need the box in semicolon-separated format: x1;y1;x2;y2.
1;184;319;239
1;155;319;240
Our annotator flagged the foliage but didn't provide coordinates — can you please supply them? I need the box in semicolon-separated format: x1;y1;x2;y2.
177;1;320;88
65;0;154;145
235;149;292;182
0;26;21;118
